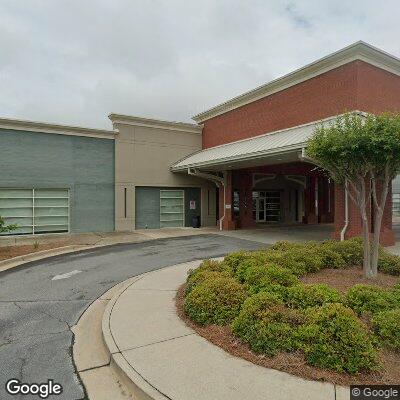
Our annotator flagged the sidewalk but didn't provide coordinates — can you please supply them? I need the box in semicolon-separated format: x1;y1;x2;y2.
101;261;350;400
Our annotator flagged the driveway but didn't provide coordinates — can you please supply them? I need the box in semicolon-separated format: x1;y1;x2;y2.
0;235;262;399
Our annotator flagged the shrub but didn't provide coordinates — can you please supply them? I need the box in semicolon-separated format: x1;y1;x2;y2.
372;309;400;349
378;250;400;276
183;275;247;325
345;284;395;315
186;259;232;294
223;251;265;274
299;303;377;373
185;270;228;295
270;241;302;251
232;292;303;356
321;238;363;267
286;284;342;309
239;263;298;288
263;248;324;276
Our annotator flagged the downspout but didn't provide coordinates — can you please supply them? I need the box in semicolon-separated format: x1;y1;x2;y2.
340;179;349;241
219;174;227;231
187;168;226;231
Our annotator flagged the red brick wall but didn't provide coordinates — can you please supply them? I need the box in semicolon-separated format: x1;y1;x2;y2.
357;62;400;113
201;60;400;149
202;62;359;148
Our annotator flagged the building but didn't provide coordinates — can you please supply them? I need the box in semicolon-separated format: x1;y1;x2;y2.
0;41;399;245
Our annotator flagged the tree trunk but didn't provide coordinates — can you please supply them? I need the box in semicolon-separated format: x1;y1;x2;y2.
370;170;390;278
359;178;372;278
361;210;372;278
370;208;383;278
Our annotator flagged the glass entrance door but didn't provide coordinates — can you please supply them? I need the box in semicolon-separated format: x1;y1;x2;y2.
257;198;266;222
253;191;281;223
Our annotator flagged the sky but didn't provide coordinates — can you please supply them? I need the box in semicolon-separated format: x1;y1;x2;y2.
1;0;400;129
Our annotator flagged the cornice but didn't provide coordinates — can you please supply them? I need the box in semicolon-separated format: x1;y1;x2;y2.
0;117;116;139
109;113;202;134
192;41;400;123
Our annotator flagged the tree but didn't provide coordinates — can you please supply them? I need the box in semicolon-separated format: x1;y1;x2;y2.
307;112;400;278
0;216;17;234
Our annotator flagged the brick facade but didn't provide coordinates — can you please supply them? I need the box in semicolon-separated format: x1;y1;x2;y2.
205;59;400;245
202;61;400;149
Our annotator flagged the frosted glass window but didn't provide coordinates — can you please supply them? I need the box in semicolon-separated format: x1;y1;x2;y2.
160;190;184;228
0;188;69;235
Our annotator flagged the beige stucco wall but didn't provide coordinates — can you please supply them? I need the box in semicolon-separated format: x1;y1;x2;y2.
112;116;216;231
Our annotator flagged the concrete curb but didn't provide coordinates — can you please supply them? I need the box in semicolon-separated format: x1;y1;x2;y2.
101;261;350;400
101;269;176;400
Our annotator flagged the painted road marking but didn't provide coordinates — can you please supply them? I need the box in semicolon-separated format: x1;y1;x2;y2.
52;270;82;280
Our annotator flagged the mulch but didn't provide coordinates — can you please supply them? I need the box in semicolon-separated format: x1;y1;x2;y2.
175;278;400;386
300;266;400;292
0;242;69;261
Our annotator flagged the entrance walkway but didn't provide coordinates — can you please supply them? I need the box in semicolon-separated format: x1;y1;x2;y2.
214;223;334;245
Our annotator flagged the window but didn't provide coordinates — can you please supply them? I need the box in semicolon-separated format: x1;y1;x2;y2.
233;190;240;218
0;188;69;235
160;190;184;228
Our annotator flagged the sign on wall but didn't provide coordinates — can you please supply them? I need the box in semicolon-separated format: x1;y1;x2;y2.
190;200;196;210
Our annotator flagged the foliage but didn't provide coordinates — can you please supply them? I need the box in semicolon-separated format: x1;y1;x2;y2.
286;284;342;309
321;238;363;267
377;250;400;276
183;275;247;325
183;240;400;374
299;303;377;373
345;284;396;315
232;292;304;356
372;309;400;349
236;263;298;288
0;216;17;233
186;259;232;294
307;112;400;278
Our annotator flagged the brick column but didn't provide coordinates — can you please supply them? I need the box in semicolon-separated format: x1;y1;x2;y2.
305;176;318;224
218;171;236;230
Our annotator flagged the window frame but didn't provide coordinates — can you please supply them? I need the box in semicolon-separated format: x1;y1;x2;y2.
0;187;70;236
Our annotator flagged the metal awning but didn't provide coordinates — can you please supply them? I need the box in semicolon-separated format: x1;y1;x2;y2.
171;116;337;172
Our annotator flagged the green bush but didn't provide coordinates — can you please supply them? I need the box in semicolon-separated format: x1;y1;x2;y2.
183;275;247;325
286;284;342;309
223;251;266;274
269;241;302;251
321;238;363;267
299;303;377;373
232;292;303;356
185;270;228;295
264;248;324;276
238;263;298;287
372;309;400;349
186;259;232;294
345;284;395;315
378;250;400;276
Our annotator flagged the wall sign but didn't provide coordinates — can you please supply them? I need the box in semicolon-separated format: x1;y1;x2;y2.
225;204;231;209
190;200;196;210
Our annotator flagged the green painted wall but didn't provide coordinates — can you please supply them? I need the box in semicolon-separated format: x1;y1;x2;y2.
135;186;201;229
0;129;115;233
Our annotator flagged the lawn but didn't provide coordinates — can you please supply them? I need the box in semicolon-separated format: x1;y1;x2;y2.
177;238;400;385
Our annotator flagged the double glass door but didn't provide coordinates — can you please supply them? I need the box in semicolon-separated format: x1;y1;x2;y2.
253;191;281;222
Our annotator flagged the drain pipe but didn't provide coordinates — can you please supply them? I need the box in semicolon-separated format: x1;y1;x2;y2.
187;168;226;231
219;173;227;231
340;180;349;241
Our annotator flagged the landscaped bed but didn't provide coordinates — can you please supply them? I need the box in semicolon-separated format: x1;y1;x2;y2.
176;238;400;385
0;242;70;261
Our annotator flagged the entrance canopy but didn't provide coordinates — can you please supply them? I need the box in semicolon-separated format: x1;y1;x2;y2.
171;115;338;172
